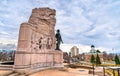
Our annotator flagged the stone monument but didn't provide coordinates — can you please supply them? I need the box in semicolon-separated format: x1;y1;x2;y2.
14;8;63;73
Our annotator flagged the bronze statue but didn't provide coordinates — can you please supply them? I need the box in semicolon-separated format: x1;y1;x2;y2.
55;29;63;50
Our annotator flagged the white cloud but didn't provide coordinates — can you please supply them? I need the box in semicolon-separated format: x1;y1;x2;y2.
0;21;5;26
0;38;17;45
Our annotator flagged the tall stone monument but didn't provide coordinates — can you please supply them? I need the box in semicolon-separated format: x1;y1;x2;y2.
14;8;63;73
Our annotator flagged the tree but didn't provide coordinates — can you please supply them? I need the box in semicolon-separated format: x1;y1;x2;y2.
114;54;120;65
96;54;101;65
103;51;107;61
90;54;95;75
96;50;101;53
108;53;114;61
90;54;95;64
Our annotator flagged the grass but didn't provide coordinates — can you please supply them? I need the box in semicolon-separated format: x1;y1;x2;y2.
74;61;120;76
68;64;92;69
105;69;119;76
77;61;120;75
100;64;120;67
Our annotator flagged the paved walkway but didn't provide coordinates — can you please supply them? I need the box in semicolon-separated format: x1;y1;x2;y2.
30;68;97;76
0;70;13;75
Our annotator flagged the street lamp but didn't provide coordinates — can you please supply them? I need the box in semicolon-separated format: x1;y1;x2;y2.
117;68;120;76
103;54;105;76
69;52;71;64
92;63;95;76
103;64;105;76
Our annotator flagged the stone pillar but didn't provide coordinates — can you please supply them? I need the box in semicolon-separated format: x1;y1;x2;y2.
14;23;32;69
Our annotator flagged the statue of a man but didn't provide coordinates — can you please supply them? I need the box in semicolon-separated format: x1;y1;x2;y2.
55;29;63;50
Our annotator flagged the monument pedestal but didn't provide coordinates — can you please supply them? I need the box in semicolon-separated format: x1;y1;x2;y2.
50;51;63;67
14;50;63;74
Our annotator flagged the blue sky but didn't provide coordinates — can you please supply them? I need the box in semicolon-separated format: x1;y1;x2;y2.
0;0;120;53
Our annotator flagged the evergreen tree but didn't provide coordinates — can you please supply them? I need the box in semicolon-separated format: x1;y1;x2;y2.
96;53;101;65
114;54;120;65
96;50;101;53
90;54;95;64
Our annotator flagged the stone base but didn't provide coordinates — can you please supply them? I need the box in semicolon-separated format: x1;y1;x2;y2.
14;50;63;74
14;65;64;75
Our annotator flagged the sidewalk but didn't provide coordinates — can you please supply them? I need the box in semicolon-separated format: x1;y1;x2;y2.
30;68;98;76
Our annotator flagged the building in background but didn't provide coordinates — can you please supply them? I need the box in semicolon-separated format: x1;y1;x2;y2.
63;52;69;63
0;50;15;62
70;46;79;57
90;45;96;53
84;45;103;62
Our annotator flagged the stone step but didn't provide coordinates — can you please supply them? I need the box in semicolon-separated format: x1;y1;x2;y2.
0;71;14;76
8;72;19;76
0;65;13;68
0;65;13;70
19;75;27;76
0;67;13;70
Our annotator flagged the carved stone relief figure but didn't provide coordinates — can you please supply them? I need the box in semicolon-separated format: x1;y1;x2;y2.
38;37;42;49
31;31;38;52
31;31;35;52
46;37;52;49
41;36;47;49
35;33;40;52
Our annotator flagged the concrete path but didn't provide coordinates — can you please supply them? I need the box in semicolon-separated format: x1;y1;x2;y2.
30;68;98;76
0;70;13;76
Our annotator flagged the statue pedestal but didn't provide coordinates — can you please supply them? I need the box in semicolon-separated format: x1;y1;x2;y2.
14;50;63;74
50;50;63;67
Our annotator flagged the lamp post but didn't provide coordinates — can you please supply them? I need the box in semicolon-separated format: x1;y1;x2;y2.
103;54;105;76
69;52;71;64
112;48;115;76
117;68;120;76
92;63;95;76
113;69;115;76
103;65;105;76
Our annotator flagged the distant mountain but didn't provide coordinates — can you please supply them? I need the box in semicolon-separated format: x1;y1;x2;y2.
0;43;16;50
0;49;15;52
